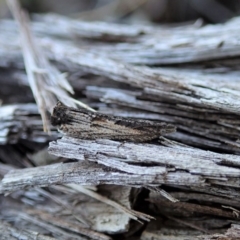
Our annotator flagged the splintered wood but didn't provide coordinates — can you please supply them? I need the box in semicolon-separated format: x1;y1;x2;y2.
1;6;240;240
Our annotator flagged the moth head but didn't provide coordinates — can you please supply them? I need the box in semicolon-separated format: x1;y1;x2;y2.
51;101;69;126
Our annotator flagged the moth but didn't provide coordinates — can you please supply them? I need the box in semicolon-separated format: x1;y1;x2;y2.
51;102;176;142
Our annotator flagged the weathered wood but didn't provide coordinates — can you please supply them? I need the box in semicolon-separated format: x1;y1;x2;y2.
1;37;240;115
2;136;240;201
2;14;240;65
85;86;240;153
1;8;240;240
0;158;203;193
6;0;76;132
148;194;238;219
1;13;240;155
0;184;144;237
25;209;112;240
48;137;240;178
0;220;56;240
0;104;59;144
141;224;240;240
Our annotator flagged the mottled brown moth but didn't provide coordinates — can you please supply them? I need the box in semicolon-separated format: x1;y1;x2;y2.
51;102;176;142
